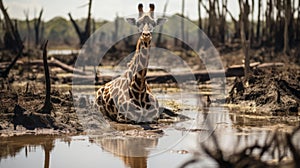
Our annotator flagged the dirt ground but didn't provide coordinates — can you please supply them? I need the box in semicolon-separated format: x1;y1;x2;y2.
0;82;83;134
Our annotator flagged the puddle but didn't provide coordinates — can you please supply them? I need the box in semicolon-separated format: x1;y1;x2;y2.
0;134;194;168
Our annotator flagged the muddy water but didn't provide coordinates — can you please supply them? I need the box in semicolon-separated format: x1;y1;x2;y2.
1;84;298;168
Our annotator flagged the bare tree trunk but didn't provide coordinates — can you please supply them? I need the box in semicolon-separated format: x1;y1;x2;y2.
250;0;254;46
24;10;31;48
68;13;82;42
85;0;92;39
113;14;119;41
256;0;261;42
34;9;43;47
156;0;169;46
198;0;202;30
265;0;274;45
39;41;52;114
297;0;300;41
41;22;44;43
181;0;185;48
219;0;228;43
239;0;250;80
208;0;217;37
197;0;202;49
243;0;250;39
284;0;291;55
24;10;31;80
200;1;209;34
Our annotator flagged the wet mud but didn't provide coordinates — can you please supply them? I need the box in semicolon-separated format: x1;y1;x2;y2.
227;67;300;114
0;84;83;135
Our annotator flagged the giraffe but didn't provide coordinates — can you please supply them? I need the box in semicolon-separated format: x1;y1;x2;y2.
95;3;169;124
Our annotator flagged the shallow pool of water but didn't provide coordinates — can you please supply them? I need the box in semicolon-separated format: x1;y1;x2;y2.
0;134;198;168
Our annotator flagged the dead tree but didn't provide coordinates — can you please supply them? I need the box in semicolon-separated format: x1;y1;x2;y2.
297;0;300;41
156;0;169;46
225;7;240;39
219;0;228;43
112;14;119;42
197;0;202;49
250;0;255;46
68;0;92;47
265;0;274;46
274;0;284;51
198;0;202;30
0;0;23;52
256;0;261;42
41;22;45;43
34;9;43;47
208;0;217;38
0;0;24;78
24;9;31;48
284;0;291;55
239;0;250;80
181;0;185;48
38;41;52;114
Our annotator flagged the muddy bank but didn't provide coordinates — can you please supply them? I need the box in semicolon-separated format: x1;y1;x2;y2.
0;84;83;135
227;66;300;114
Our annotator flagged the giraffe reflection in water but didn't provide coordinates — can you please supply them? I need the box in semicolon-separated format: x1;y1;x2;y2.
94;132;160;168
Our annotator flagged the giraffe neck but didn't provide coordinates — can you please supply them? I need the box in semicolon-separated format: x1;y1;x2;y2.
126;37;150;94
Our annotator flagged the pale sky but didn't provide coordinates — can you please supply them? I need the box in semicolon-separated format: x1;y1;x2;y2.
5;0;247;21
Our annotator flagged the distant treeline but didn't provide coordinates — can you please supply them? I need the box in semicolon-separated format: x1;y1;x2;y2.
0;17;109;49
0;15;236;49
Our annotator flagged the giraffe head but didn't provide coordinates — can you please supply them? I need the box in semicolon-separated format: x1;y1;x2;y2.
126;3;167;40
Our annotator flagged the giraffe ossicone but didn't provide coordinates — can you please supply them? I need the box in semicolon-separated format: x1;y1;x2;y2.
126;3;167;32
96;3;170;124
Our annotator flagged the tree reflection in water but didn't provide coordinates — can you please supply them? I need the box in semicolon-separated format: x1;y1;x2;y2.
0;135;71;168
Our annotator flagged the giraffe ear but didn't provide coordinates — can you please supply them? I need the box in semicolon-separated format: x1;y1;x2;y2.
156;18;167;26
126;18;136;25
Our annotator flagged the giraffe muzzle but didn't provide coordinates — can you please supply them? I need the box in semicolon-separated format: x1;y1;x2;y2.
141;32;152;42
142;32;151;37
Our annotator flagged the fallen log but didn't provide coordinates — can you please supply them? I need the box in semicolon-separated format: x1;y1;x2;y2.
146;62;284;83
3;58;86;75
31;58;86;75
71;62;284;85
